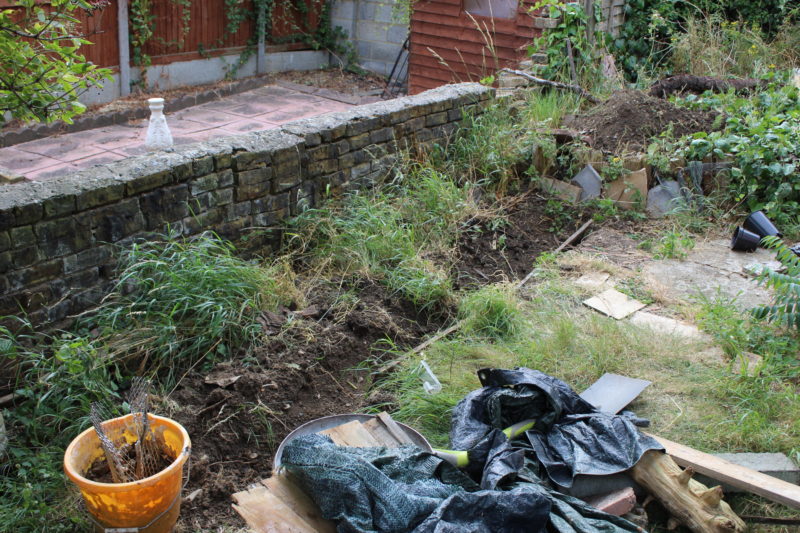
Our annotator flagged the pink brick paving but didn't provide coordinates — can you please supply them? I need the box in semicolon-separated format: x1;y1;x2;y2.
0;85;355;182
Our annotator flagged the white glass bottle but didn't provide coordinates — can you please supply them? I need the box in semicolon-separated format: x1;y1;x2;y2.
144;97;173;151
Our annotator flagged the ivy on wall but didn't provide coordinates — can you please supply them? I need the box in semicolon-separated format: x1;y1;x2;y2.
129;0;361;83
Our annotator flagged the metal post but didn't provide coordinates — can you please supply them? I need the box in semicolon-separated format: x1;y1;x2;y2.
117;0;131;96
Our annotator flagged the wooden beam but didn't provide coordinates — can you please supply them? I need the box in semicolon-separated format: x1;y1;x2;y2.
649;434;800;510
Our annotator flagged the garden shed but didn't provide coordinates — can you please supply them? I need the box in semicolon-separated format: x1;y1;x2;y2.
408;0;627;94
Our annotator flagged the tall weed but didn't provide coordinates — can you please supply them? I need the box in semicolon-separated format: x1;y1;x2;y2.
91;232;297;382
671;15;797;78
288;167;476;310
1;327;120;531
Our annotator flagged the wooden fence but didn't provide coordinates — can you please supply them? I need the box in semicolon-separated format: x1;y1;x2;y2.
0;0;323;69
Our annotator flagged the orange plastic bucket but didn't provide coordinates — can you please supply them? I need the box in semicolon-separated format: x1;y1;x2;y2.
64;414;191;532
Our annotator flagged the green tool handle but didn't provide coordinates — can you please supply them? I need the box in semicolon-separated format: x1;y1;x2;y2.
502;419;536;440
432;419;536;467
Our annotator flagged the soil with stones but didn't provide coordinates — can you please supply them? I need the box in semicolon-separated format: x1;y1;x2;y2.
169;281;445;531
455;192;590;287
568;90;721;153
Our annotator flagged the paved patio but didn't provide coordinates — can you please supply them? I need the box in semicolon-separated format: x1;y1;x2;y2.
0;83;356;181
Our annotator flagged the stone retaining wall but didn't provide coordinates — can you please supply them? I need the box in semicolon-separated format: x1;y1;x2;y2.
0;83;492;328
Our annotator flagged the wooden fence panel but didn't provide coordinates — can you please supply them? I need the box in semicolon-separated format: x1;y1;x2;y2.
1;0;323;68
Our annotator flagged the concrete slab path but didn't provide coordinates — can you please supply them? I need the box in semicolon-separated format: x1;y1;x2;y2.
0;83;355;182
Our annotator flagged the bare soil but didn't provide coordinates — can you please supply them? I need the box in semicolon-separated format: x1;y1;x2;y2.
169;281;445;531
165;191;581;530
569;90;721;153
455;192;591;288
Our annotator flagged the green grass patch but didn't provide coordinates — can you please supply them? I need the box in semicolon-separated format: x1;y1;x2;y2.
287;167;477;311
1;328;120;531
88;232;299;383
458;283;525;339
385;271;800;464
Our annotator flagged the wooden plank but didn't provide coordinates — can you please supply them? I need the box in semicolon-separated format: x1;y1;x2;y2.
363;418;402;447
320;421;381;447
378;412;415;445
263;475;336;533
232;485;319;533
649;434;800;510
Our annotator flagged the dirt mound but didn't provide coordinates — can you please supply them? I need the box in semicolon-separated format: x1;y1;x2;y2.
571;90;720;153
170;282;443;531
455;193;589;287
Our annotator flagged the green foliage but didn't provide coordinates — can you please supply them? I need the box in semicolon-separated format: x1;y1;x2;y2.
288;167;475;310
0;0;112;124
694;292;800;454
440;102;530;192
458;284;524;339
0;326;121;531
675;83;800;225
752;237;800;329
652;229;695;260
529;0;608;84
90;232;295;382
613;0;797;81
670;15;799;78
129;0;155;67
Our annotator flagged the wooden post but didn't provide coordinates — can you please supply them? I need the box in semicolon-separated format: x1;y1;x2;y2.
256;1;266;74
584;0;595;45
117;0;131;96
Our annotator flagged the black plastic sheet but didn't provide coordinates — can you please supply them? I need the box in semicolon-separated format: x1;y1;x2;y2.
281;368;656;533
452;368;663;488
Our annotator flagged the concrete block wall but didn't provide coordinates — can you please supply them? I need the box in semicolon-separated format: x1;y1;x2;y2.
330;0;408;76
0;83;492;328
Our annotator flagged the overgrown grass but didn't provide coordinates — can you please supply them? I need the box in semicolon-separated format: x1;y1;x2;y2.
671;15;799;78
0;233;301;531
287;167;477;311
1;327;120;531
384;260;800;464
88;232;299;383
458;283;525;339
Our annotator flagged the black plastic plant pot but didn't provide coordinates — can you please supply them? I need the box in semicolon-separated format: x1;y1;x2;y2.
731;227;761;252
743;210;782;238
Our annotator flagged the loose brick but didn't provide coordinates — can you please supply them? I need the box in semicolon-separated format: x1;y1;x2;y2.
582;488;636;516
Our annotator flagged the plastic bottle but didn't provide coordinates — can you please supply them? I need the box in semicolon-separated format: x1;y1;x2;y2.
419;360;442;395
145;97;173;151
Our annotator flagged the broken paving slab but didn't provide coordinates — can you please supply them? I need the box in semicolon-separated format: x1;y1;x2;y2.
642;239;773;310
646;180;683;218
629;311;707;340
603;168;648;210
580;373;651;415
574;271;611;290
570;165;603;202
583;288;646;320
538;177;583;203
